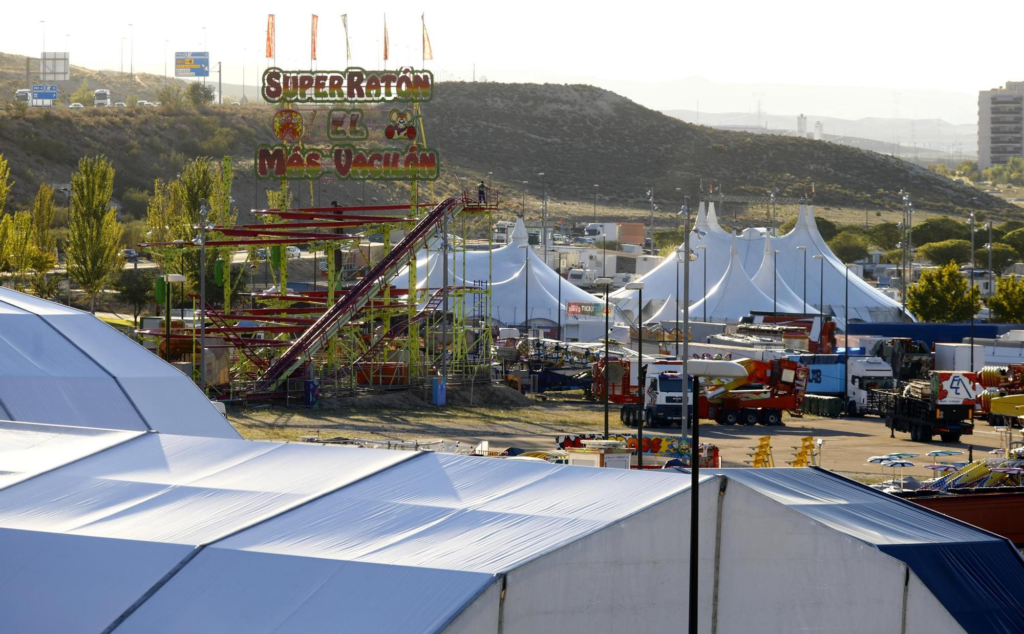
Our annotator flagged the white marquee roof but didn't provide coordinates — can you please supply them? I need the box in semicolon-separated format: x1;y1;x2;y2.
0;289;238;439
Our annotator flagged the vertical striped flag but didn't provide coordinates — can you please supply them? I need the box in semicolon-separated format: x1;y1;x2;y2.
311;15;318;62
383;14;390;62
341;14;350;66
422;14;433;61
266;15;275;59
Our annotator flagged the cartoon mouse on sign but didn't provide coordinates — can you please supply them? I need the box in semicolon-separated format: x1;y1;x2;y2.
385;109;417;140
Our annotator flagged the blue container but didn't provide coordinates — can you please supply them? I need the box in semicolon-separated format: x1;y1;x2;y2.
304;379;320;408
432;377;447;406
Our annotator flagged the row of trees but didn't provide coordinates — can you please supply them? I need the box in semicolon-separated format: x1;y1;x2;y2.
0;154;126;311
907;261;1024;323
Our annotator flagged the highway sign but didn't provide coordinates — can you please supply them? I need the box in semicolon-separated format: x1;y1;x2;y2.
31;85;58;100
175;52;210;78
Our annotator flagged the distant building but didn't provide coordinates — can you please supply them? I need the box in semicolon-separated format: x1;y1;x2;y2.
797;114;807;136
979;81;1024;170
813;121;823;141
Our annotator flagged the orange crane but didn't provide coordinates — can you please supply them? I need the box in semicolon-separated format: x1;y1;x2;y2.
699;358;808;426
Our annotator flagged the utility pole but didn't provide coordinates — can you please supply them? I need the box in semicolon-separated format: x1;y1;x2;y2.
129;23;134;83
218;61;222;105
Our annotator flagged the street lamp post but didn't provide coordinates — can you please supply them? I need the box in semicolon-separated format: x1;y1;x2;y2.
773;249;780;322
521;180;528;217
593;184;599;222
519;245;530;335
557;254;564;342
129;23;134;83
538;172;547;268
626;281;645;469
814;255;825;349
797;246;807;313
695;245;707;323
193;202;211;391
970;211;976;372
597;278;613;438
988;220;994;299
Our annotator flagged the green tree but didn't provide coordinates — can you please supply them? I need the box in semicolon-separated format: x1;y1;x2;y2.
869;222;901;250
186;83;215;108
70;80;92;105
0;154;12;214
984;156;1024;186
957;160;980;182
155;84;189;111
911;216;969;247
30;183;57;272
29;273;60;300
881;248;903;264
0;214;11;270
917;239;972;266
7;212;33;289
66;156;124;312
907;261;981;322
988;275;1024;323
113;268;156;328
976;243;1019;275
1002;228;1024;260
827;231;869;263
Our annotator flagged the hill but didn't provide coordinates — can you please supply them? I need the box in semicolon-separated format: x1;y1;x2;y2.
0;65;1011;225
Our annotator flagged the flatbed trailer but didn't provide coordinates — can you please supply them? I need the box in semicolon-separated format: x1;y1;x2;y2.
870;372;976;443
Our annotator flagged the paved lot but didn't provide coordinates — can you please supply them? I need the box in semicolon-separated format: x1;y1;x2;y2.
229;389;1007;482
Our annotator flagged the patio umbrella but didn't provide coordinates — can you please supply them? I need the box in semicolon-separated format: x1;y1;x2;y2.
867;455;891;476
886;453;919;459
989;448;1006;456
924;464;958;473
882;460;915;491
926;449;963;463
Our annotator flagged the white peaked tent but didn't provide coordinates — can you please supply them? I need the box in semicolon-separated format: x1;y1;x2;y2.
751;233;805;313
613;203;906;326
0;288;238;439
1;419;1021;633
392;218;626;339
688;233;800;323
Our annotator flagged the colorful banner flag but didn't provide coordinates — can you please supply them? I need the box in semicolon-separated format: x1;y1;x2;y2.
422;14;433;61
341;14;350;65
383;15;389;62
311;14;318;62
266;15;275;59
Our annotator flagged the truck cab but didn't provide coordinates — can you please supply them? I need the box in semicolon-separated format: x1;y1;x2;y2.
643;371;693;426
15;89;30;104
94;89;111;107
847;357;894;415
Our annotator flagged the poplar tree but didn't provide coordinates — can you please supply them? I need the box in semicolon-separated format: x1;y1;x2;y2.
66;156;124;312
8;211;34;289
0;154;12;215
30;183;57;271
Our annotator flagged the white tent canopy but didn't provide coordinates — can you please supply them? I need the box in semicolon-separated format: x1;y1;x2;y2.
0;289;238;439
613;203;906;326
751;233;806;314
0;419;1020;633
392;218;626;337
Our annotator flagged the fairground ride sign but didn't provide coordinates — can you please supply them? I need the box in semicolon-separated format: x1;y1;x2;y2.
261;68;434;103
257;68;438;181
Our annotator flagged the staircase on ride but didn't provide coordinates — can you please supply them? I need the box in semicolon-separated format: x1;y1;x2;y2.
257;197;464;392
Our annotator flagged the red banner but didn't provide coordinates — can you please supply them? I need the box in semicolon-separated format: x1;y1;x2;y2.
266;15;275;59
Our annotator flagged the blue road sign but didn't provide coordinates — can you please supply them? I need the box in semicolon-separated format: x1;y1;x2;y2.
175;52;210;78
31;84;58;100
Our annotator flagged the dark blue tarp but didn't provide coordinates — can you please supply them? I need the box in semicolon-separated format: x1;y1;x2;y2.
714;468;1024;634
847;322;1017;348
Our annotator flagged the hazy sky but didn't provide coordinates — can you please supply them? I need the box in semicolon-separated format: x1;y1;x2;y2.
5;0;1021;123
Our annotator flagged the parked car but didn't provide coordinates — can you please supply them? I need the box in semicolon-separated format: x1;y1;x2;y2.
121;248;139;260
69;102;84;109
256;248;267;261
285;246;302;259
114;102;127;108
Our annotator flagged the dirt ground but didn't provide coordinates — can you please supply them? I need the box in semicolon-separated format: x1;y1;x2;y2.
228;386;1009;482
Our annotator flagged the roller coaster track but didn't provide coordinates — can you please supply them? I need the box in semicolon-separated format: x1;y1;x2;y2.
257;197;464;392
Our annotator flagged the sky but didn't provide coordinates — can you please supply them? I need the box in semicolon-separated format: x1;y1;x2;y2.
4;0;1023;124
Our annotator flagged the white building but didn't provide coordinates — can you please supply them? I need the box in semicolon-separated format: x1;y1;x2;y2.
797;113;808;136
978;81;1024;171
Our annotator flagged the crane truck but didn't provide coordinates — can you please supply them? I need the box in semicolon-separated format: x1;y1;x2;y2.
592;357;690;426
868;371;976;443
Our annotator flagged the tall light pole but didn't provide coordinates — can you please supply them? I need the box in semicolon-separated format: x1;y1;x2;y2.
519;245;530;335
520;180;528;217
675;246;683;353
773;249;780;322
597;277;613;438
626;281;645;469
646;188;656;251
695;245;707;323
129;23;134;83
988;220;994;298
242;47;246;102
814;255;825;349
969;211;976;372
593;184;599;222
121;37;125;77
164;40;169;83
557;254;564;342
40;20;45;53
538;172;547;267
193;202;211;391
797;246;807;313
442;212;450;391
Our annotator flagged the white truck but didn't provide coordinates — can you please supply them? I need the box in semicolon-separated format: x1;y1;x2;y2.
641;369;693;425
596;359;692;426
15;89;31;104
585;222;618;241
788;354;894;416
93;89;111;107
